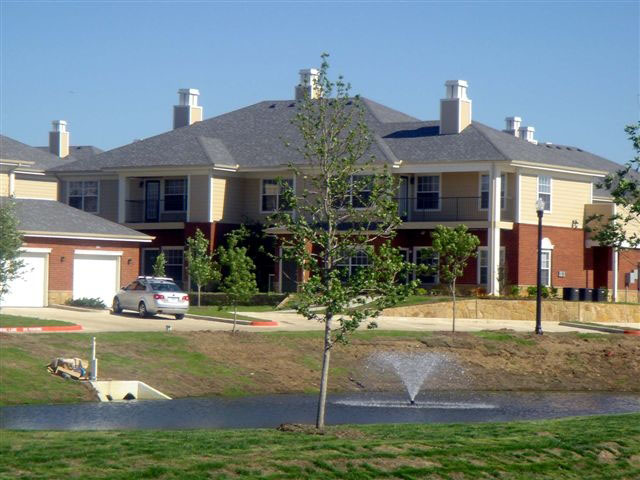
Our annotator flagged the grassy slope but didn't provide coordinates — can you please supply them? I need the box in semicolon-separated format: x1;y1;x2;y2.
1;414;638;479
0;315;75;327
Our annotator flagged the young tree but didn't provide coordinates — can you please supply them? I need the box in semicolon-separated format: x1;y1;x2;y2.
587;122;640;249
0;199;24;301
271;53;418;430
216;226;259;333
185;228;219;306
152;252;166;277
427;225;480;333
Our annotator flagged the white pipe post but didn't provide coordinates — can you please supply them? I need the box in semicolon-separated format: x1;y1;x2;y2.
90;336;98;381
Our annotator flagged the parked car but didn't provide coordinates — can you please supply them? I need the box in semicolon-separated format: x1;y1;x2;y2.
112;276;189;319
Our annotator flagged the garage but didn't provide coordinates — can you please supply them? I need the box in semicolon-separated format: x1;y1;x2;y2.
2;249;50;307
73;250;121;307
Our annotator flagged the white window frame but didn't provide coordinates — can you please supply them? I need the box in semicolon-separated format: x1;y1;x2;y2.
412;246;439;285
537;175;552;213
477;246;506;286
541;249;551;287
162;246;185;284
259;177;295;213
336;249;370;277
414;174;441;211
67;180;100;213
479;173;507;210
161;178;188;213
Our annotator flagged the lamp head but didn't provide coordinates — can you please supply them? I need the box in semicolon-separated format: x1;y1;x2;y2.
535;198;545;213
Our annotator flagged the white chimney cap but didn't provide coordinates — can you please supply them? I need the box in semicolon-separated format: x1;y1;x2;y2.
178;88;200;96
505;116;522;122
51;120;67;132
445;79;468;88
177;88;200;107
519;125;535;133
444;80;469;100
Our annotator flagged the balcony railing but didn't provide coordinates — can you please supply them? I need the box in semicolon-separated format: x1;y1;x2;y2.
125;199;187;223
396;196;513;222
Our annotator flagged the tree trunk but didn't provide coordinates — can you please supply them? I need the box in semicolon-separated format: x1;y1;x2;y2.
451;280;456;333
232;304;237;334
198;285;202;307
316;313;333;431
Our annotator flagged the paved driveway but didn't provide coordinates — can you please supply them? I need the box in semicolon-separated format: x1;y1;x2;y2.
2;306;631;334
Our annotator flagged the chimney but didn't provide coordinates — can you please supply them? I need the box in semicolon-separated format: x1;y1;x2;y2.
504;116;522;137
49;120;70;158
439;80;472;135
518;125;537;144
295;68;320;100
173;88;203;129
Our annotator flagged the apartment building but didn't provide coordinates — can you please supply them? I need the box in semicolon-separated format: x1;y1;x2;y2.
48;76;638;299
0;131;151;307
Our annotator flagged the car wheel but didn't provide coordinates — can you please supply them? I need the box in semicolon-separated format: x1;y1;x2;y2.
174;314;184;320
138;301;148;318
112;297;122;314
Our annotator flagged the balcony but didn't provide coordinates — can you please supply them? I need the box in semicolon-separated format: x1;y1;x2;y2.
396;196;514;223
125;199;187;223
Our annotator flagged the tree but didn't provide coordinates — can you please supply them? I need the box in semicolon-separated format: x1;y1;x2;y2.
216;226;259;333
185;228;219;306
587;122;640;249
271;53;418;430
427;225;480;333
152;252;166;277
0;199;24;301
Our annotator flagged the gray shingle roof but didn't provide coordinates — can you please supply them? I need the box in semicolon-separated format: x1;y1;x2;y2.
0;135;77;170
51;97;622;177
4;197;151;240
36;145;104;161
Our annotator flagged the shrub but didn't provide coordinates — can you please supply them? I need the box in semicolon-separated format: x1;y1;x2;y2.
510;285;520;297
471;287;487;297
65;297;106;309
527;286;550;299
415;287;427;296
189;292;287;307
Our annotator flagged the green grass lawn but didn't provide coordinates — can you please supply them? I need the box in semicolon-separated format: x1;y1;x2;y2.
1;414;638;479
0;314;75;327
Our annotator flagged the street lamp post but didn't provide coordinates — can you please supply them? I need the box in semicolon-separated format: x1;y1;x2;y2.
535;198;545;335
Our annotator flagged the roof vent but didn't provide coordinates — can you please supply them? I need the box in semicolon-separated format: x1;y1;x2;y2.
295;68;320;100
49;120;70;158
518;125;537;145
439;80;472;135
503;116;521;137
173;88;203;129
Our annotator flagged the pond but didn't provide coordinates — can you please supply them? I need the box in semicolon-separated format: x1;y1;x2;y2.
2;391;639;430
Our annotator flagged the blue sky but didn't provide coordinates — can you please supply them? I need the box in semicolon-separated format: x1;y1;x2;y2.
1;1;637;163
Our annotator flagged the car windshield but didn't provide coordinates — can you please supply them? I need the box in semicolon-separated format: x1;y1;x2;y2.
150;282;181;292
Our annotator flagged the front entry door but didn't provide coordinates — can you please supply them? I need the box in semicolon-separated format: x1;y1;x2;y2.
145;181;160;222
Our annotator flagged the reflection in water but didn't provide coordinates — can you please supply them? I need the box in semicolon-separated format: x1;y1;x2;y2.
1;391;638;431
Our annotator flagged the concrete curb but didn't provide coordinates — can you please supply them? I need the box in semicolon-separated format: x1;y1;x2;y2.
559;321;638;334
0;325;83;333
51;304;107;313
185;313;278;327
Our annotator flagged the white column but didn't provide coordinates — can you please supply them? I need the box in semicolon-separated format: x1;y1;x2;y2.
186;175;191;222
487;164;502;295
612;248;619;302
8;171;15;197
118;175;126;223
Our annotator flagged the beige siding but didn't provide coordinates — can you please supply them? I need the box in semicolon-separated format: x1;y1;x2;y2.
519;174;592;227
440;172;477;197
100;179;118;222
0;173;9;196
15;174;58;200
189;174;210;222
619;205;640;239
212;176;245;223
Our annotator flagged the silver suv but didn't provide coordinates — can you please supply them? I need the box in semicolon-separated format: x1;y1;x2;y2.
112;276;189;319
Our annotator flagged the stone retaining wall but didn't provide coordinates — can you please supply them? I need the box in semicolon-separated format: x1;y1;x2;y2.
384;299;640;323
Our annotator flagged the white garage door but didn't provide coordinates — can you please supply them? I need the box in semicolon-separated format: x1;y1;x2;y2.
2;251;48;307
73;252;120;307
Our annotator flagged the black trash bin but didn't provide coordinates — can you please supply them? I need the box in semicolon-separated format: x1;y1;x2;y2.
592;288;608;302
578;288;594;301
562;288;579;301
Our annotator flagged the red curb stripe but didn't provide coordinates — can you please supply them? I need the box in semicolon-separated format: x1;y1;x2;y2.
0;325;83;333
623;330;640;335
250;321;279;327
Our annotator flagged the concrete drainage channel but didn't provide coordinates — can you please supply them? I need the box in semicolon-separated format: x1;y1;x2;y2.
185;313;278;326
90;380;171;402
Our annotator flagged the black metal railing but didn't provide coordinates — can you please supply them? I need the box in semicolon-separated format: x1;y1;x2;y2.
125;198;187;223
395;196;513;222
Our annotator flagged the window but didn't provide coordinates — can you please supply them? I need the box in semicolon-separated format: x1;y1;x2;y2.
478;248;506;286
350;175;373;208
541;250;551;286
537;176;551;212
164;248;184;285
416;176;440;210
261;178;293;212
415;248;439;284
337;250;370;277
480;174;506;209
68;181;98;213
163;179;187;212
